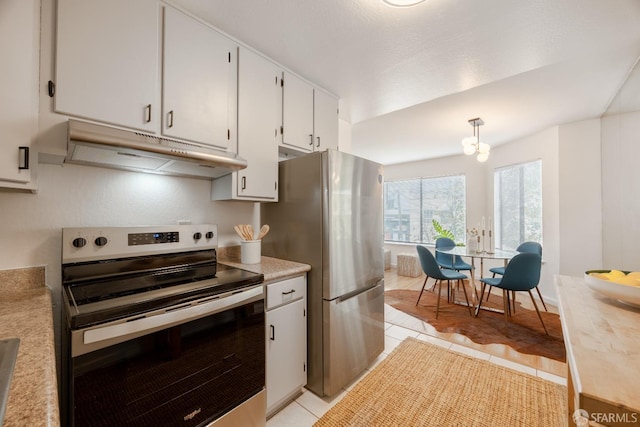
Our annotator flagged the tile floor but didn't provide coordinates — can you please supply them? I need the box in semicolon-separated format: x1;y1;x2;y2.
266;302;567;427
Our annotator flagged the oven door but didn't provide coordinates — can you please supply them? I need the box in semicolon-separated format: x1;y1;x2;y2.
68;285;265;427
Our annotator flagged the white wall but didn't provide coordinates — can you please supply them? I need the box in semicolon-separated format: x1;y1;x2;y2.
601;111;640;270
558;119;603;276
600;58;640;271
338;118;353;154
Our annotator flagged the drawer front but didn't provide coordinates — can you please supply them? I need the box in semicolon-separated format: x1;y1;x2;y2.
266;275;306;310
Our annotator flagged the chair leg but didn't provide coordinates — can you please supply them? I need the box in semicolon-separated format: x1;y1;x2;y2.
416;276;429;306
486;285;493;302
528;290;549;335
459;279;472;316
512;290;516;314
535;286;548;311
436;280;443;319
502;289;510;330
475;283;487;317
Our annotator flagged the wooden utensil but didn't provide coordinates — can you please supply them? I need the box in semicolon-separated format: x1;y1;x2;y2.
247;224;254;240
240;224;250;240
258;224;270;240
234;225;245;240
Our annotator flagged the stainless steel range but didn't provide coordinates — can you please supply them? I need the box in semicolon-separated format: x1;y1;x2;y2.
61;225;265;427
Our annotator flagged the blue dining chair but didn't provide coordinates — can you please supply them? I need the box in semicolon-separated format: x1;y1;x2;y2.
435;237;473;272
477;252;548;334
488;242;547;311
415;245;472;318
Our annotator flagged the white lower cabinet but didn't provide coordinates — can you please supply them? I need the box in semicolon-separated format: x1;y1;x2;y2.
265;275;307;417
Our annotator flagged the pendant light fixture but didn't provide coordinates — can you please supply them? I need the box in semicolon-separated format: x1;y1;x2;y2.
381;0;427;7
461;118;490;162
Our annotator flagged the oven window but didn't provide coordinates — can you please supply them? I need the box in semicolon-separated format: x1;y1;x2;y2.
71;299;264;427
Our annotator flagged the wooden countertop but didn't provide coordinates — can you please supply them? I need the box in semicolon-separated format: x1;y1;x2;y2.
0;267;59;427
555;275;640;425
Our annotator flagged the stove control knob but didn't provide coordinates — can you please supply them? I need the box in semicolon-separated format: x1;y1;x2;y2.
205;231;214;239
72;237;87;248
95;236;108;247
193;232;202;240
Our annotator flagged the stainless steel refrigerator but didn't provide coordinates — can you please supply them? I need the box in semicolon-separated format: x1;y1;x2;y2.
261;149;385;397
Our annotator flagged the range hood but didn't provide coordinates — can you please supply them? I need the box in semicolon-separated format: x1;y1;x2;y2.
65;119;247;180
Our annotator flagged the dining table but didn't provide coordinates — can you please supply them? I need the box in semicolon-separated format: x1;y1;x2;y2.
434;245;518;313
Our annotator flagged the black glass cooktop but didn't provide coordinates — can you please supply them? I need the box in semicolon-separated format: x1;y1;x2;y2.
63;250;263;329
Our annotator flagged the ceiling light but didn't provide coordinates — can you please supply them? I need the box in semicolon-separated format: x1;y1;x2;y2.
462;118;491;162
381;0;427;7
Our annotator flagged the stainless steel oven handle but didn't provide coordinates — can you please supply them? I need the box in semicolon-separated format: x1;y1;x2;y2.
83;285;263;345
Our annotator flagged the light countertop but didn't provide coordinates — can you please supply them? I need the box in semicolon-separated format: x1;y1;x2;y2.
555;274;640;424
0;267;59;427
218;246;310;282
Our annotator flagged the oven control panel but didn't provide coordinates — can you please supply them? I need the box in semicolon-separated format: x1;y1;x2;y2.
128;231;180;246
62;225;217;263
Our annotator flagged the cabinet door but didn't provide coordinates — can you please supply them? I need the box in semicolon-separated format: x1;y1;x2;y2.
266;298;306;412
314;90;339;151
163;6;237;150
0;0;38;186
281;71;314;152
237;48;279;200
55;0;159;132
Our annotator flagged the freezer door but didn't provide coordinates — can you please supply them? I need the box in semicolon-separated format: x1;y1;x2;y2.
324;150;384;300
322;281;384;397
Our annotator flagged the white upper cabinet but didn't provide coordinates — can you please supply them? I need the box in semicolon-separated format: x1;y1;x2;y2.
281;71;339;154
313;90;339;152
0;0;39;188
281;71;314;153
55;0;160;132
212;47;280;201
162;6;237;150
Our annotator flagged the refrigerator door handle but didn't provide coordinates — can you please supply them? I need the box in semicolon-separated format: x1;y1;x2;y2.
336;279;384;303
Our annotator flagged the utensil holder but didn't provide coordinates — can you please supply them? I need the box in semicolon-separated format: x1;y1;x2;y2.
241;240;261;264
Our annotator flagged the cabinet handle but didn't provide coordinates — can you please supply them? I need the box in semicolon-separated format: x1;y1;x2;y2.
282;289;295;295
168;110;174;128
316;136;321;148
241;176;246;190
145;104;152;123
270;325;275;341
309;134;313;146
18;146;29;170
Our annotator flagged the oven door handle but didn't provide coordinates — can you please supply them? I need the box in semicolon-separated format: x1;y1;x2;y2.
83;285;263;345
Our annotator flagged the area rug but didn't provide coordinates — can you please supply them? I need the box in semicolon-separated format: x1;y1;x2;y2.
314;338;567;427
385;288;566;362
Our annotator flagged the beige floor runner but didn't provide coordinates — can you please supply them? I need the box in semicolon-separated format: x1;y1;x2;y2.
314;337;567;427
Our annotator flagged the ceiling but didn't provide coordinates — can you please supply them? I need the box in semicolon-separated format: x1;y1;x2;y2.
171;0;640;165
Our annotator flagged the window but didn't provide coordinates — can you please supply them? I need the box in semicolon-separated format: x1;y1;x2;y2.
384;175;466;244
494;160;542;250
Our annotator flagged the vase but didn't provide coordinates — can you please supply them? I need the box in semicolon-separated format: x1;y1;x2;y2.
467;236;478;252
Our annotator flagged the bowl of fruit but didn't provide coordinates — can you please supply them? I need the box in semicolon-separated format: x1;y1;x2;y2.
584;270;640;308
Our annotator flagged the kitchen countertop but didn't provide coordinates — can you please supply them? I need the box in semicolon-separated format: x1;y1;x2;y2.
218;246;310;282
555;275;640;426
0;267;59;427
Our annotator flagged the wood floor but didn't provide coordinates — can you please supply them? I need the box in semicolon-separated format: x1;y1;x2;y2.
383;267;567;378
